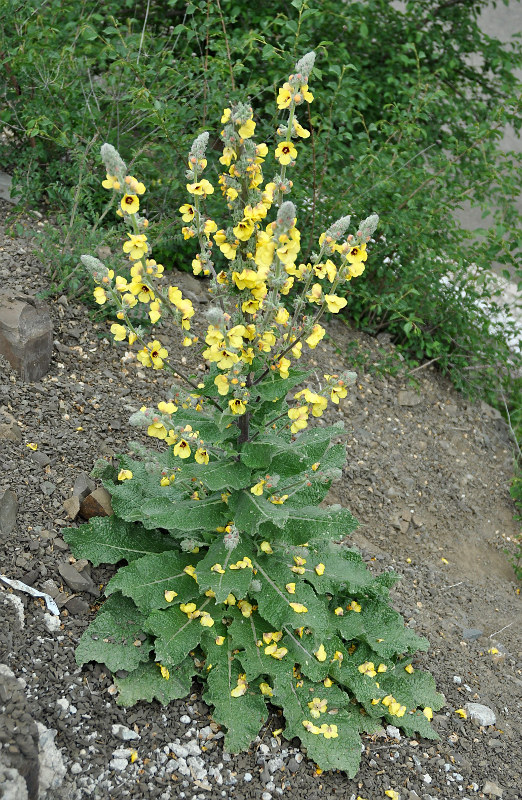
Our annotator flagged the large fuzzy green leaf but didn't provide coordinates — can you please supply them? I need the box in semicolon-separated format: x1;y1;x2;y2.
146;605;205;666
254;368;313;401
105;551;199;613
251;556;329;631
76;594;152;672
111;491;229;532
228;610;289;682
115;658;196;706
63;516;178;566
337;600;429;658
203;655;268;753
229;490;290;533
175;459;252;491
196;538;256;603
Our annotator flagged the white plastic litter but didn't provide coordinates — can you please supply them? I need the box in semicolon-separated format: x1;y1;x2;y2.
0;574;60;616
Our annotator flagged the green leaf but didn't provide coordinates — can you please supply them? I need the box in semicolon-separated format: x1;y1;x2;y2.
261;506;358;546
254;368;312;401
105;551;199;613
76;594;153;672
63;517;178;566
113;493;229;533
229;491;290;533
305;544;374;594
196;538;256;603
251;556;329;632
204;655;268;752
115;658;196;706
179;460;252;491
228;609;289;682
338;600;429;658
146;605;205;666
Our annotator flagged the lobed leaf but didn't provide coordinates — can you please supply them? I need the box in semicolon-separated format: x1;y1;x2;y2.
196;538;256;603
105;550;199;613
115;658;196;706
75;594;153;673
146;605;205;666
63;516;178;566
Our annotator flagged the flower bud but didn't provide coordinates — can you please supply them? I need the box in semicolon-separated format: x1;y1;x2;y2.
189;131;209;161
325;214;351;241
294;51;316;82
276;201;297;230
100;143;127;178
358;213;379;239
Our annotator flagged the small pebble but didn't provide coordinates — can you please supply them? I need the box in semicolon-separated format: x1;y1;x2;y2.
243;773;252;782
180;714;191;724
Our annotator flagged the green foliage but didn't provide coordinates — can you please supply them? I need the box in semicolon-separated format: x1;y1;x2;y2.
2;0;521;403
65;389;444;775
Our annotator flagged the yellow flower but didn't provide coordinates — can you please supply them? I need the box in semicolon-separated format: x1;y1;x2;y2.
214;374;230;396
164;590;178;602
174;439;191;459
308;697;327;719
102;174;120;190
288;405;309;433
215;635;225;645
455;708;467;719
125;175;146;194
238;600;253;617
404;664;414;674
179;202;196;221
123;233;148;261
320;723;338;739
251;480;266;496
187;179;214;196
93;286;107;305
118;469;133;481
293;118;310;138
219;146;237;166
324;294;348;314
346;243;367;264
275;307;290;324
300;84;314;103
200;612;215;627
229;398;246;415
149;301;162;324
26;442;38;450
158;664;170;680
285;583;296;594
259;541;273;554
324;677;333;688
224;593;236;605
385;791;399;800
314;644;327;662
259;682;273;697
274;141;297;166
302;720;322;735
305;324;325;349
423;707;433;721
277;85;293;109
195;448;209;465
314;563;325;576
221;108;231;123
334;606;344;616
147;340;168;369
231;673;248;697
233;218;255;242
180;602;197;617
238;119;256;138
347;600;361;612
289;603;308;613
111;323;127;341
120;193;139;214
358;661;377;677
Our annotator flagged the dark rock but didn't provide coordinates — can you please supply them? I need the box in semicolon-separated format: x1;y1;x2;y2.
28;450;51;467
79;487;113;519
0;410;22;443
62;496;80;520
64;596;90;615
73;473;96;501
0;295;52;381
462;627;483;641
397;390;422;407
58;562;99;596
0;489;18;535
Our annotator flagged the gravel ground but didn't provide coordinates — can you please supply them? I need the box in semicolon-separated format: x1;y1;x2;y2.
1;199;521;800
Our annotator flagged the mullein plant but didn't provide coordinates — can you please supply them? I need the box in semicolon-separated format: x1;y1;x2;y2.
66;52;443;774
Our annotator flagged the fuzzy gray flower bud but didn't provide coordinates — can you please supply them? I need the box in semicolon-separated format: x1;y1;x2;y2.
189;131;209;161
294;51;316;82
326;214;351;241
100;143;127;177
359;213;379;239
276;201;296;230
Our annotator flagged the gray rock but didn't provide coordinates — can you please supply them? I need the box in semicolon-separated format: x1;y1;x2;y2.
462;627;483;641
109;757;129;772
111;723;140;742
64;596;90;615
73;473;96;501
0;172;14;203
0;295;53;381
0;766;29;800
397;389;422;406
287;758;302;773
0;489;18;535
36;722;66;796
57;562;99;596
0;411;22;443
482;780;503;797
62;496;80;520
29;450;51;467
465;702;496;726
